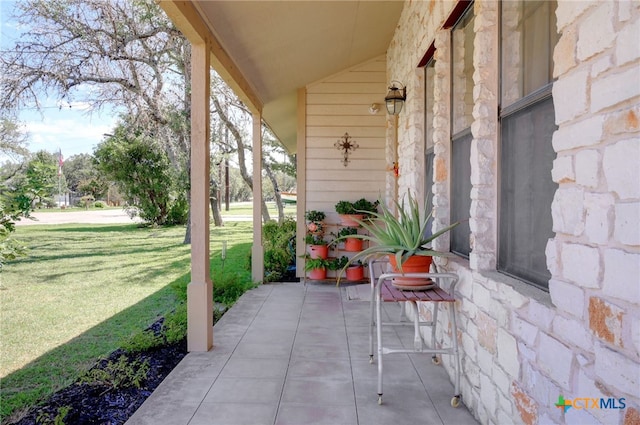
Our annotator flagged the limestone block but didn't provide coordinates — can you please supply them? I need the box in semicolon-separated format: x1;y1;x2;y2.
603;248;640;304
463;356;481;387
496;282;529;309
497;328;520;378
511;382;539;425
553;28;577;77
633;316;640;357
588;296;624;348
549;278;585;319
604;106;640;135
477;310;498;354
537;332;574;389
473;281;493;313
552;116;604;152
575;368;622;424
556;1;595;32
584;192;614;244
577;1;616;61
527;299;556;331
512;315;539;347
552;187;585;236
546;239;560;278
477;344;494;375
616;17;640;66
519;340;536;364
521;362;563;415
614;202;640;246
603;138;640;199
575;149;600;188
491;363;512;401
591;54;613;78
592;66;640;113
551;155;575;184
561;243;601;288
553;314;594;352
595;343;640;396
565;407;601;425
552;69;589;124
480;372;498;416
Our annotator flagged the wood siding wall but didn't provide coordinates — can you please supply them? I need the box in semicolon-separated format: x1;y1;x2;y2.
304;56;388;223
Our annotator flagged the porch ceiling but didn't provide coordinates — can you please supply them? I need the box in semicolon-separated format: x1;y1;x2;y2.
168;1;404;154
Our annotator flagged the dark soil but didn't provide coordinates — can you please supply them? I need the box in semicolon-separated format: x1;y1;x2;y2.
12;319;188;425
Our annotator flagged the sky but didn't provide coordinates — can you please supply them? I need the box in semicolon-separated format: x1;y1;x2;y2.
1;0;117;161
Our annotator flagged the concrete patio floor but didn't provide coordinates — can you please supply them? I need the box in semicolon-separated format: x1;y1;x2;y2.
126;282;478;425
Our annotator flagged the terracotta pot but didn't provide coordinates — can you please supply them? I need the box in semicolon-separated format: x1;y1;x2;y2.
344;237;363;252
339;214;365;227
308;244;329;259
388;254;433;287
345;265;364;281
308;268;327;280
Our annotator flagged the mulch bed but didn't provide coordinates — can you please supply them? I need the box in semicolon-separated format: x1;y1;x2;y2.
12;319;188;425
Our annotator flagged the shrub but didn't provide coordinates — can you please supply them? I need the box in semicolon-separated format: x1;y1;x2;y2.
213;271;257;307
263;218;296;282
166;194;188;225
93;200;107;208
80;355;149;390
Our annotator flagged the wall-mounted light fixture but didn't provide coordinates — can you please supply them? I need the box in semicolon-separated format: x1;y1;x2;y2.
334;132;359;167
384;81;406;115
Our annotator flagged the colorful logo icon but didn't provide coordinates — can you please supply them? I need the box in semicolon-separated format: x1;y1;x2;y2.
555;395;571;413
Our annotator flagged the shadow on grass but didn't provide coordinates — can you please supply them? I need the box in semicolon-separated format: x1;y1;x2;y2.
0;243;252;424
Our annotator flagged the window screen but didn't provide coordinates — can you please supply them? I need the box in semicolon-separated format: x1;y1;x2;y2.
450;5;474;257
499;0;558;289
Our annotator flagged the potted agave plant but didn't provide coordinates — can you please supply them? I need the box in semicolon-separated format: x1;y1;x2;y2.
335;191;459;287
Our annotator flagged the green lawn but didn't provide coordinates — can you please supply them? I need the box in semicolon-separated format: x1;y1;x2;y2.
0;221;253;422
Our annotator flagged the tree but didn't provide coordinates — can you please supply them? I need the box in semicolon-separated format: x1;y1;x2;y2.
1;0;192;238
0;115;29;160
94;123;187;225
64;153;108;199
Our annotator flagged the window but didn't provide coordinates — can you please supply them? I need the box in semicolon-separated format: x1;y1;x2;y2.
499;0;559;289
450;5;474;258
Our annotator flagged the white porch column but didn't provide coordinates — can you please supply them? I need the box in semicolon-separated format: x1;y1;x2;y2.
188;41;212;351
251;111;264;282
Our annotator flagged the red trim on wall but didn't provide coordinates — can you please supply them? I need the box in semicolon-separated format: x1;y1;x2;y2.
418;41;436;68
443;0;473;28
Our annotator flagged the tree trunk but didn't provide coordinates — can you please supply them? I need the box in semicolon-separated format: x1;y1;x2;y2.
263;158;284;224
210;178;223;227
213;97;271;223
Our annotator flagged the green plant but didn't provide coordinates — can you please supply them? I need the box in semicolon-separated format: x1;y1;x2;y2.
334;200;354;215
328;256;349;271
304;234;327;245
263;218;296;282
302;255;327;271
80;355;150;391
213;271;258;307
36;405;71;425
121;330;162;353
334;198;379;216
353;198;379;215
335;227;358;238
304;210;326;222
93;200;106;208
336;191;459;273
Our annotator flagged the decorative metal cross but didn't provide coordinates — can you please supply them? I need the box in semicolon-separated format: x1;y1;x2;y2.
334;132;359;167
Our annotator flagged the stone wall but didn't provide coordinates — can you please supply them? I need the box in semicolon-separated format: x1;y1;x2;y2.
387;1;640;424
